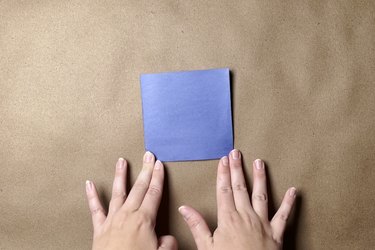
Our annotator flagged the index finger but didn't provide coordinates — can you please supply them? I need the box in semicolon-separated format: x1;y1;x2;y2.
217;156;236;221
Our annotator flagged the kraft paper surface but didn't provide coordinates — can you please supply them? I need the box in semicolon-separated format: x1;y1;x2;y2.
1;1;374;249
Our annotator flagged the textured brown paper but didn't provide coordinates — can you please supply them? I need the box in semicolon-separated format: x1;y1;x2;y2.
1;1;375;249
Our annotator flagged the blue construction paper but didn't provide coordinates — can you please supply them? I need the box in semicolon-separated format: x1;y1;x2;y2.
140;68;233;161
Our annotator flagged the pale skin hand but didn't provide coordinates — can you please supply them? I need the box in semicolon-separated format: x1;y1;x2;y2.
178;149;296;250
85;152;177;250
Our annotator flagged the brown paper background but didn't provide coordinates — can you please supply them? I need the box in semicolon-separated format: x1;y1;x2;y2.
1;1;375;249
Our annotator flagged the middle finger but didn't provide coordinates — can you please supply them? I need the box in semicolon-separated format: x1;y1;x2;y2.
123;151;155;211
229;149;252;214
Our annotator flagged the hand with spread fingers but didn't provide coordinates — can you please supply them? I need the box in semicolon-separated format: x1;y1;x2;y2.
85;152;177;250
178;149;296;250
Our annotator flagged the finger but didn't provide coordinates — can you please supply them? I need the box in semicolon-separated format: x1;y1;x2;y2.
216;156;236;218
140;160;164;222
108;158;127;217
85;180;106;231
178;206;212;249
123;151;155;211
158;235;178;250
229;149;252;213
271;187;297;243
251;159;268;221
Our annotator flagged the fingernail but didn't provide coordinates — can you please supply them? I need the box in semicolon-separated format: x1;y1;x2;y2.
85;180;92;192
289;187;297;197
117;158;125;169
221;156;229;166
178;206;189;220
231;149;240;160
255;159;264;170
144;151;153;163
155;160;162;170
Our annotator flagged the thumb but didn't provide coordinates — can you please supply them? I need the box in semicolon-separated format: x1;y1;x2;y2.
158;235;178;250
178;205;212;249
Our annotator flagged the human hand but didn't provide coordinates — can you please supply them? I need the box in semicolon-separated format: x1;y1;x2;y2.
178;149;296;250
85;152;177;250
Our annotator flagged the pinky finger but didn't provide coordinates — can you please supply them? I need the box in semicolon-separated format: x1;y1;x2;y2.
85;180;106;231
270;187;296;243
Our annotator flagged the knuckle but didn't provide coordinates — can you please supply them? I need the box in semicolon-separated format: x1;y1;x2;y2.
136;211;153;228
90;207;104;216
87;193;97;200
278;213;288;222
222;211;241;225
219;185;232;193
252;193;268;202
112;190;126;199
138;211;149;221
232;162;242;169
187;217;201;228
147;185;161;196
232;183;247;191
133;181;149;191
255;170;266;177
250;217;263;230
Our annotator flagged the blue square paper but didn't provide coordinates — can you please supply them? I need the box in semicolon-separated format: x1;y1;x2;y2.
140;68;233;161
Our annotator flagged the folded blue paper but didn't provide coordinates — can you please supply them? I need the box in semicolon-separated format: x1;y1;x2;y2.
140;68;233;161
